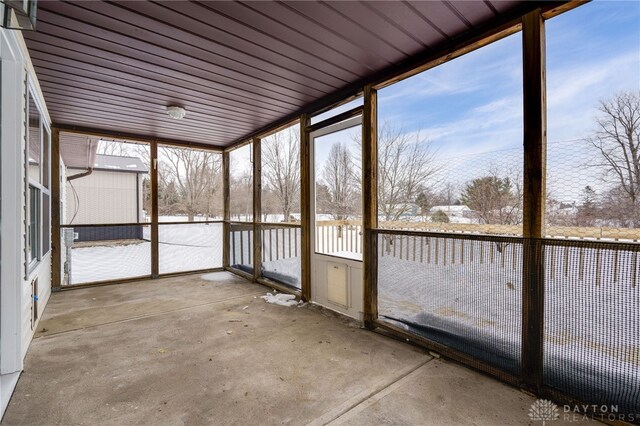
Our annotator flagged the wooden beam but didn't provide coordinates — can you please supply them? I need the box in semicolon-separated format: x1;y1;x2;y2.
224;138;252;153
50;127;62;290
150;141;159;278
521;8;546;394
522;9;547;239
222;150;230;268
362;85;378;328
305;106;364;134
54;123;225;152
253;117;300;141
300;113;312;302
252;137;262;281
541;0;589;19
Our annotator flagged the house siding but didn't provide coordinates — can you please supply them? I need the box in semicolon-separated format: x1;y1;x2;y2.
0;26;52;419
65;170;143;225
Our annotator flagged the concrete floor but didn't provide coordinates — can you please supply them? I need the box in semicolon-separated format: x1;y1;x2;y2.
2;272;592;425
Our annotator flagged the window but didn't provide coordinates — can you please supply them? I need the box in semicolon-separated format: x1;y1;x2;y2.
42;193;50;256
26;86;51;273
28;185;40;265
42;127;50;189
310;97;363;125
28;96;41;184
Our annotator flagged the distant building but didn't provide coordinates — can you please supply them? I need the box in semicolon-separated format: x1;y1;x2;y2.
380;203;421;218
64;154;148;242
429;205;476;219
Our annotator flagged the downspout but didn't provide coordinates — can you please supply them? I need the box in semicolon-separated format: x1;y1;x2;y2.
67;138;98;181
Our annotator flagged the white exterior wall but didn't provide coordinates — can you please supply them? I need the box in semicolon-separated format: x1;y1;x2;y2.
0;26;52;419
65;170;142;224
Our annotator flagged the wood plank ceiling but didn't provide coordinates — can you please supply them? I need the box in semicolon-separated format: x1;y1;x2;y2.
24;0;528;147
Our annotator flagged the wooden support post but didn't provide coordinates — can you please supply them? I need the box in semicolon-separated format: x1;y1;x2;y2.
300;113;312;301
363;84;378;329
50;128;62;290
150;142;159;278
521;8;547;394
253;138;262;281
223;150;230;268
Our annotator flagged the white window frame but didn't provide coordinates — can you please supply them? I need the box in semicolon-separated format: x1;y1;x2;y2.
25;78;51;278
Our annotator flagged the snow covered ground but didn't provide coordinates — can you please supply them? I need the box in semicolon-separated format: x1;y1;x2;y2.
68;223;223;284
158;215;223;222
377;235;640;412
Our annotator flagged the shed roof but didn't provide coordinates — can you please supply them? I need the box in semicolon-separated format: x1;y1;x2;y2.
69;154;149;174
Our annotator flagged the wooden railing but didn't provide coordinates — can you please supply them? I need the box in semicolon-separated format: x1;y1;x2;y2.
376;232;638;286
230;219;640;270
261;224;301;262
229;224;253;267
315;220;362;257
380;221;640;241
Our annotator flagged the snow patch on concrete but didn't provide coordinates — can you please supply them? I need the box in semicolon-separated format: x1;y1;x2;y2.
261;293;301;307
200;272;236;282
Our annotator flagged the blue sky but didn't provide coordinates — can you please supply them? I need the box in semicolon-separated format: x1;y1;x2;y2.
232;1;640;203
378;0;640;155
376;0;640;202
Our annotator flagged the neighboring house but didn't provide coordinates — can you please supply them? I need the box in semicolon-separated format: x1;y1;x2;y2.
1;26;52;417
64;154;148;242
381;203;420;218
429;205;475;219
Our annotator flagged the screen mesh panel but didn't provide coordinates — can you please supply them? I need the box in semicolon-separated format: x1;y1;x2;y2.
376;32;523;235
310;97;363;124
545;2;640;242
229;144;253;222
159;223;223;274
229;223;253;275
260;124;300;224
261;225;301;289
543;240;640;414
157;146;222;222
377;232;522;375
61;225;151;285
62;139;150;226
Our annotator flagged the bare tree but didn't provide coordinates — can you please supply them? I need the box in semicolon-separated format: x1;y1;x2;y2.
97;140;150;164
97;140;128;157
159;148;221;221
261;126;300;221
353;122;439;221
587;91;640;226
229;170;253;221
322;142;357;221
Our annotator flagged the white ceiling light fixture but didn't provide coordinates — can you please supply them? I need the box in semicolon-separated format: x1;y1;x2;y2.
166;105;186;120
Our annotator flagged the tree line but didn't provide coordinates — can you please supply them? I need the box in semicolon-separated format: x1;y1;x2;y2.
98;90;639;229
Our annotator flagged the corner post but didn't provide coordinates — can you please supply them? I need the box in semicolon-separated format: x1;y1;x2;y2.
252;137;262;282
300;114;312;301
150;141;159;278
222;150;231;268
363;85;378;328
50;127;61;290
521;8;547;393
